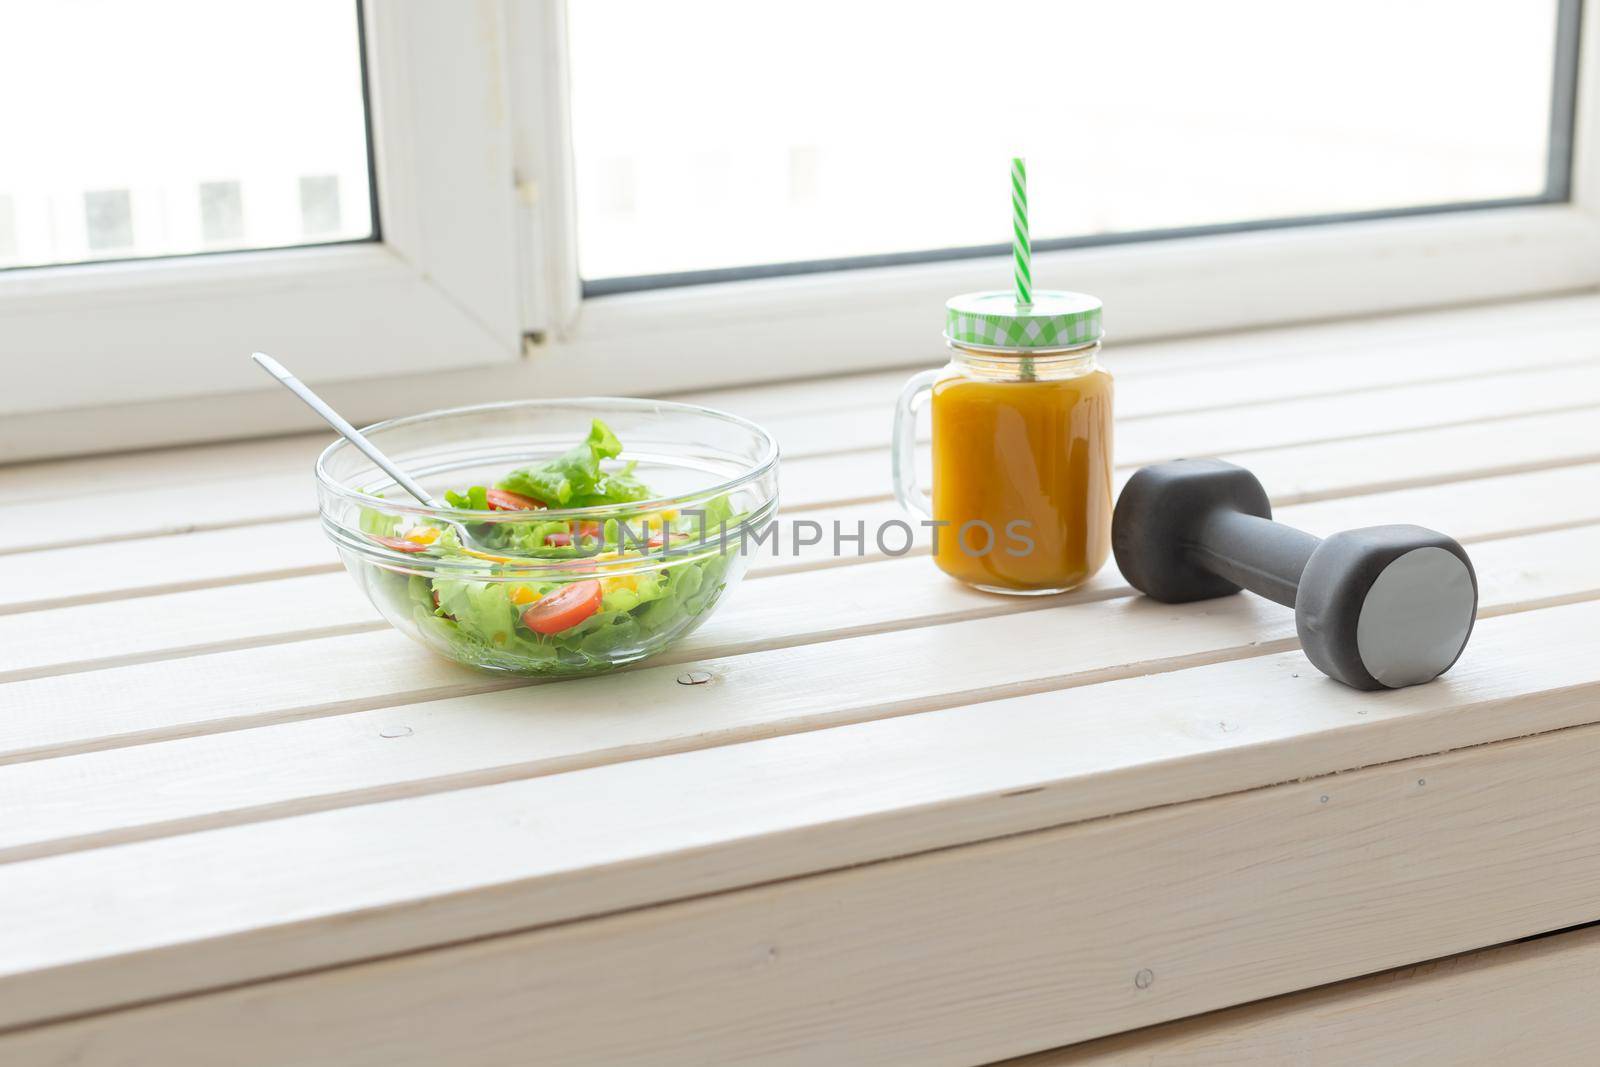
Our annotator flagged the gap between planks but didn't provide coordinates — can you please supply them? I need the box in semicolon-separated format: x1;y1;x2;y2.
1004;922;1600;1065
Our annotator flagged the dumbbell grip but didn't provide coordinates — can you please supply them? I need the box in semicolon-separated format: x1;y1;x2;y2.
1185;510;1321;610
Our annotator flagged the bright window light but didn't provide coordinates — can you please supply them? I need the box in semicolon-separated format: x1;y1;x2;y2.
569;0;1563;286
0;0;374;269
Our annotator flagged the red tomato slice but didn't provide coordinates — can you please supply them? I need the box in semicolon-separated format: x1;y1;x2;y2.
521;579;602;634
370;534;429;554
544;532;572;548
486;489;543;511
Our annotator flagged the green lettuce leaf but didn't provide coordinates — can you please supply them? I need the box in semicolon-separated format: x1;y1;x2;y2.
673;494;736;545
444;485;490;511
431;577;518;649
482;518;573;556
497;419;623;506
358;504;402;537
568;461;653;508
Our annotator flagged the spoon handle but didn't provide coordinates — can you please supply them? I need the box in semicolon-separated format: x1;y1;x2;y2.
251;352;440;509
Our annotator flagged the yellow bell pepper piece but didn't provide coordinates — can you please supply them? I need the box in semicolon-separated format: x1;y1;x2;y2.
601;574;638;595
461;547;516;563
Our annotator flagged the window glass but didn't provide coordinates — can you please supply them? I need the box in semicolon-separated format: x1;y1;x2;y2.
0;0;374;269
570;0;1566;286
199;181;245;245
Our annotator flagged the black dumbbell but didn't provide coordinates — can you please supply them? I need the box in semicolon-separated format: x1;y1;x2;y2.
1111;459;1477;690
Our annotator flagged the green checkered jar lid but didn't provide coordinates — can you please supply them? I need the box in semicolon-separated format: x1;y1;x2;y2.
944;290;1103;351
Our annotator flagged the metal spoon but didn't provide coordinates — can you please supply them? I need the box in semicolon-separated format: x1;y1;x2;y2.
250;352;486;548
252;352;438;506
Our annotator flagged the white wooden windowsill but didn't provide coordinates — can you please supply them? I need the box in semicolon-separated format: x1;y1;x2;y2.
1;293;1599;1064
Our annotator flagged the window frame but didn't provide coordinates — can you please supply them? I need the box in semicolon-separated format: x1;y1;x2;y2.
1;0;1597;462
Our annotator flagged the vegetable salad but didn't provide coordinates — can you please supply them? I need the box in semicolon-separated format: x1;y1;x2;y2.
358;419;740;675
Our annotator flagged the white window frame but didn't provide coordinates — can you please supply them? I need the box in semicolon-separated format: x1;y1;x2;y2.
2;0;1598;462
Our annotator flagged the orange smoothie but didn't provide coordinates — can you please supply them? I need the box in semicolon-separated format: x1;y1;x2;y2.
930;368;1114;592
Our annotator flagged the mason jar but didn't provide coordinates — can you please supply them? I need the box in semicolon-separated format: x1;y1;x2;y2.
893;290;1113;595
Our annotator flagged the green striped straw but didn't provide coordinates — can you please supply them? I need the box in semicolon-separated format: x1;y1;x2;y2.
1011;157;1032;308
1011;157;1035;379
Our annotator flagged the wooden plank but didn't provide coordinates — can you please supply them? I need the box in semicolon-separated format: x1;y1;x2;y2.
0;520;1592;861
0;572;377;683
5;462;1594;685
0;557;1124;762
1222;405;1600;504
1118;358;1600;461
776;403;1600;511
3;291;1576;508
1011;926;1600;1065
2;469;1586;762
0;471;311;556
0;452;1590;699
662;330;1460;421
767;357;1600;463
5;397;1595;618
1089;319;1600;421
4;598;1597;1032
0;292;1574;502
0;431;328;503
0;518;335;616
1275;459;1600;542
0;497;907;683
667;290;1600;418
8;710;1600;1064
3;339;1594;556
0;490;897;616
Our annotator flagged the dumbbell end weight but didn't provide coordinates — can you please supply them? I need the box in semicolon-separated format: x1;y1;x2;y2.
1112;459;1278;603
1297;525;1476;690
1112;460;1478;690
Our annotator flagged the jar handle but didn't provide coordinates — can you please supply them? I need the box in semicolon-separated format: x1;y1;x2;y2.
892;369;941;521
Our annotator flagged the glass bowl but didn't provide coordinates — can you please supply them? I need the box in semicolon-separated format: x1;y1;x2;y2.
316;398;779;677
